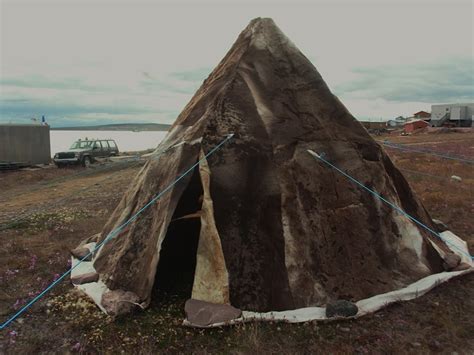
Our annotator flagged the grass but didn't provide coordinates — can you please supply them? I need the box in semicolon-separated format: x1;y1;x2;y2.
0;131;473;353
1;209;90;232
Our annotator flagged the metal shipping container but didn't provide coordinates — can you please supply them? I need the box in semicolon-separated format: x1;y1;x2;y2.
0;124;51;165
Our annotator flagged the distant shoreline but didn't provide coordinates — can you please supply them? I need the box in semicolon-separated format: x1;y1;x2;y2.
51;123;171;131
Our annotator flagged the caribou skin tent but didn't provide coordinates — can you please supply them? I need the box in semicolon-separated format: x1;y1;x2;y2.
71;18;473;327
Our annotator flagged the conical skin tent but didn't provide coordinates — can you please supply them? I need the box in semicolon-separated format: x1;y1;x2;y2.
74;18;464;319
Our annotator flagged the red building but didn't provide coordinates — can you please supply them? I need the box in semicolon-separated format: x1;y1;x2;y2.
413;110;431;119
403;119;429;133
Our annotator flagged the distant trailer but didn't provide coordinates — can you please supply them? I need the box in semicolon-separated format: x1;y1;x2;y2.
0;124;51;165
431;103;474;127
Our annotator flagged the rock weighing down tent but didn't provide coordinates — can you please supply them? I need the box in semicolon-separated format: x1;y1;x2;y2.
71;18;473;327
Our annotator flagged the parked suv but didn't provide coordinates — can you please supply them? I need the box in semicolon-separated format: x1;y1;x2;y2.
53;138;119;167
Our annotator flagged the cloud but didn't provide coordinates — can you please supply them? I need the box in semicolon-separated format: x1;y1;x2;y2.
1;56;471;126
169;67;212;82
0;100;156;116
0;76;99;92
335;57;474;103
2;1;473;125
0;68;210;125
139;67;212;95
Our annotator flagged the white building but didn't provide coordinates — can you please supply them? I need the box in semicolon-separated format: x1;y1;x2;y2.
431;103;474;127
386;116;407;128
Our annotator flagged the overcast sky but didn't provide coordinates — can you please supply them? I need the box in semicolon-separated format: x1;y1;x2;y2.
1;0;473;126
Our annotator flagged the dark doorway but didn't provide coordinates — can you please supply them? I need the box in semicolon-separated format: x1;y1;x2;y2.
153;166;203;298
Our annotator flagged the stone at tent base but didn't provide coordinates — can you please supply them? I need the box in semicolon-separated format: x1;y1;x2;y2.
442;253;461;271
70;246;92;261
185;299;242;327
101;290;141;317
71;272;99;285
326;300;358;318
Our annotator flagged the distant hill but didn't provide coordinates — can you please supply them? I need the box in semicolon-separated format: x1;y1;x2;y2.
51;123;171;131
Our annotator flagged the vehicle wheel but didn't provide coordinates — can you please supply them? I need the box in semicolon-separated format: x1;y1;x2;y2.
82;156;91;168
56;163;64;169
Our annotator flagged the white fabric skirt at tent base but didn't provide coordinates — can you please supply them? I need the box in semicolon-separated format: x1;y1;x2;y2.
71;229;473;328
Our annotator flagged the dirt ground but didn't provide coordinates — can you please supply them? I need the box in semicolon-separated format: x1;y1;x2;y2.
0;130;473;354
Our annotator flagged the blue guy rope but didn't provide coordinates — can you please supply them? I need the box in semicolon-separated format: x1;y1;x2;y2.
0;133;234;330
379;140;474;164
307;150;473;261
